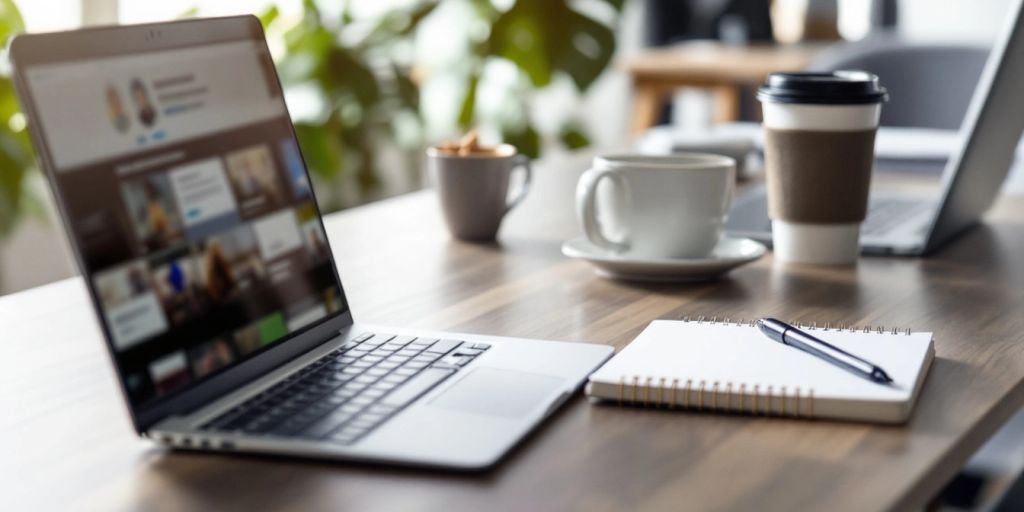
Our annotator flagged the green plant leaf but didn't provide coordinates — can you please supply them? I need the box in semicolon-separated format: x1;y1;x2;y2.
488;0;617;92
354;137;380;191
293;120;342;182
258;5;279;28
0;0;25;44
467;0;501;21
558;122;590;150
502;124;540;159
176;7;199;19
361;0;439;48
0;0;35;240
340;0;353;25
556;11;616;92
489;0;557;87
457;73;479;130
279;19;333;84
301;0;321;24
392;63;420;110
322;47;381;109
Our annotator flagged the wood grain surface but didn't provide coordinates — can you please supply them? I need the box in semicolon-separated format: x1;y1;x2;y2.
4;159;1024;512
621;42;821;83
622;42;822;132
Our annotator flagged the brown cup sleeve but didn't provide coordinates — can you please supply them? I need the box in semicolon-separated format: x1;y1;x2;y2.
763;128;876;224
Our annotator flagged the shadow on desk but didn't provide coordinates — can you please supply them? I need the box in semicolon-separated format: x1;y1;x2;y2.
923;224;1021;278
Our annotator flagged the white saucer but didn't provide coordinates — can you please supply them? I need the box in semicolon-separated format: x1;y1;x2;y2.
561;236;767;282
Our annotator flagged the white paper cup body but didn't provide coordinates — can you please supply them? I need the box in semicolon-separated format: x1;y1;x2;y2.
771;221;861;265
762;102;881;265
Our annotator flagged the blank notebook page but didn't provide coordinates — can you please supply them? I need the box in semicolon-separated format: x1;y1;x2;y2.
587;320;935;423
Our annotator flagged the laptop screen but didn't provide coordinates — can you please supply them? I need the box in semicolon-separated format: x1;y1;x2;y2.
21;37;347;409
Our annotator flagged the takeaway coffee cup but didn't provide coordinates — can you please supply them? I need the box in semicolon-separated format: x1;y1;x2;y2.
575;154;735;259
757;71;887;265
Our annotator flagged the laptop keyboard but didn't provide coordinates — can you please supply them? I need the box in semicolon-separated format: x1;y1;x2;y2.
861;198;932;237
201;333;489;445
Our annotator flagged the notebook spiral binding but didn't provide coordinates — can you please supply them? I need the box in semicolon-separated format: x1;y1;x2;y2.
616;375;815;418
609;316;915;418
677;316;913;336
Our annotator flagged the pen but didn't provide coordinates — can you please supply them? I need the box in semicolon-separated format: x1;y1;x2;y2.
756;318;894;385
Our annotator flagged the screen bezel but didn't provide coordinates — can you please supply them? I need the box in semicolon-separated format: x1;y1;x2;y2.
9;15;355;432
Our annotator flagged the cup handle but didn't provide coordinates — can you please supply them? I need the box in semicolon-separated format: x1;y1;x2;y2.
576;167;629;252
505;154;533;214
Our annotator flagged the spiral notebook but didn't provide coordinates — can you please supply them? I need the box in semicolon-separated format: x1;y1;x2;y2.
587;319;935;423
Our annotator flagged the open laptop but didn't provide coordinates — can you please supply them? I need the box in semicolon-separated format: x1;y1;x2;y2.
9;16;612;470
726;0;1024;256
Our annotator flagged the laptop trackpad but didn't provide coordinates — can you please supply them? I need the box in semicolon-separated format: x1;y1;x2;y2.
428;367;565;419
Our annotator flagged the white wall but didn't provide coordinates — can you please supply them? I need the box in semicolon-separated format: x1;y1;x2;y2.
14;0;79;32
898;0;1015;44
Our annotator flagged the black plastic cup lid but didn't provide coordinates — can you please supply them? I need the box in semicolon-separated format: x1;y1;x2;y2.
757;71;888;105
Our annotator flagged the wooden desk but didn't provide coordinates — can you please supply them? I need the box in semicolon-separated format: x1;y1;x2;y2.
5;159;1024;511
623;42;821;135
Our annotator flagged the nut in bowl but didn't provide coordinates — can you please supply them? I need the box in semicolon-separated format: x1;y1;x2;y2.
434;131;507;157
427;131;532;241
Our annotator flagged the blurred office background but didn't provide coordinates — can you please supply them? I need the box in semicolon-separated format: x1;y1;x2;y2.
0;0;1015;296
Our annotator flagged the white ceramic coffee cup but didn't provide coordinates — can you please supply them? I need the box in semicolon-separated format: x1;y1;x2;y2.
575;154;735;260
